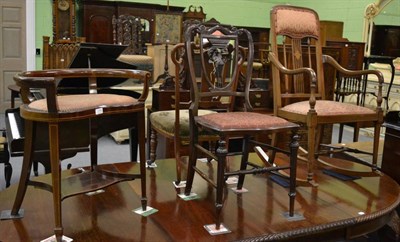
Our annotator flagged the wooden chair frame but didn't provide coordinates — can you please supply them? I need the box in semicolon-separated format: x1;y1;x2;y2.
183;24;301;233
6;68;150;241
268;5;384;186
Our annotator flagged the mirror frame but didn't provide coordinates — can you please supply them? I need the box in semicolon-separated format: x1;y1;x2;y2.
362;0;394;56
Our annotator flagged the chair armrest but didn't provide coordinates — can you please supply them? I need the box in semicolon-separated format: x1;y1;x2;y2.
268;52;318;109
14;68;152;112
323;54;384;108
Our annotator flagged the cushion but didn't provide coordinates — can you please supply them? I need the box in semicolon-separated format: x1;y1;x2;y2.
28;94;138;113
273;8;318;38
280;100;376;116
118;54;153;65
150;109;216;137
243;61;263;70
196;112;296;131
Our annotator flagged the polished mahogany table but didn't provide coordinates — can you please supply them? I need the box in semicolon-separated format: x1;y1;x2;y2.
0;154;399;241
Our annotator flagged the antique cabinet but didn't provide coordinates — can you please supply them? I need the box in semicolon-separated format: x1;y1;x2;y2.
79;0;184;44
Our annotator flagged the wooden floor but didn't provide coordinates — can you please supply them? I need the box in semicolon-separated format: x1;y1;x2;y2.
0;154;399;242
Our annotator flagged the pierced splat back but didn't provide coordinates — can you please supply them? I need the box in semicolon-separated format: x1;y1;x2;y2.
185;24;254;114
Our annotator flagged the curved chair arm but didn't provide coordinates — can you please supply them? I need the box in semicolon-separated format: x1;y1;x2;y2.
268;52;318;109
14;68;151;112
268;52;317;88
323;54;384;109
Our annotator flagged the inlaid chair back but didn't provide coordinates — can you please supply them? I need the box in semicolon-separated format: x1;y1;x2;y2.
183;24;301;234
269;5;384;186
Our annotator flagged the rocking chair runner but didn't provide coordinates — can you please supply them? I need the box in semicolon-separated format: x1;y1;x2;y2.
268;5;384;186
183;24;301;233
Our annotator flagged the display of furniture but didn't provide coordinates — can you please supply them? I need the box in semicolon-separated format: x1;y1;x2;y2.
1;68;150;241
268;5;384;186
182;24;300;234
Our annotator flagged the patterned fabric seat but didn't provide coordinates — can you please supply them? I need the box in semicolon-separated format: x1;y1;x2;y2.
281;100;376;116
28;94;138;113
150;109;216;138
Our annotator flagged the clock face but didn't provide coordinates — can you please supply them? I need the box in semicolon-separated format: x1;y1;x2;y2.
58;0;70;11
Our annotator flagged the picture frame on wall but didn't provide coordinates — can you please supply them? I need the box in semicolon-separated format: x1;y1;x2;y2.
154;12;183;44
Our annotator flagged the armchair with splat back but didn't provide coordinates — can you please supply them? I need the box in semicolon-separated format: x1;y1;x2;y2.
268;5;384;186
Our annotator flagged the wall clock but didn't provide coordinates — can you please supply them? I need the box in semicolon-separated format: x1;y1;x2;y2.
57;0;70;11
53;0;76;43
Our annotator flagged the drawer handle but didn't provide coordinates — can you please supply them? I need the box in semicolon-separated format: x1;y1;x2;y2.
254;102;261;106
171;95;176;100
255;94;261;98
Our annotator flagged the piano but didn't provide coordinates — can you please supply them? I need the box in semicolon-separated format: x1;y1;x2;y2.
4;43;140;187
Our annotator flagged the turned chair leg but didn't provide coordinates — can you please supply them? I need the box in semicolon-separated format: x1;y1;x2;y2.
215;139;228;230
138;112;147;210
147;128;158;167
288;130;299;216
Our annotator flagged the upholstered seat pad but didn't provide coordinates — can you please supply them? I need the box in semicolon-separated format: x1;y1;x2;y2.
28;94;138;113
243;61;263;70
150;109;216;137
118;55;153;65
196;112;296;131
281;100;376;116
